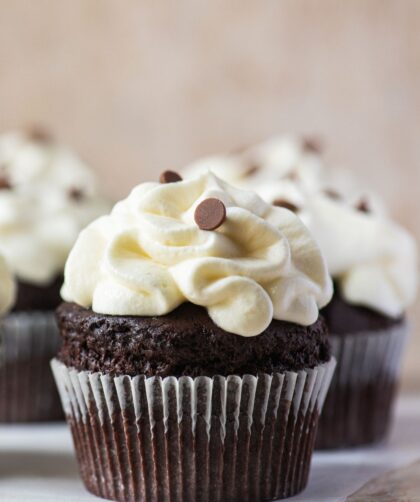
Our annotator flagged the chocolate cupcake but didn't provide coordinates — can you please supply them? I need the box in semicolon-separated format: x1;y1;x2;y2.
52;171;335;501
209;136;418;449
0;128;110;422
302;192;417;449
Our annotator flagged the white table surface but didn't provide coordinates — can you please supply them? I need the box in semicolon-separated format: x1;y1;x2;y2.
0;395;419;502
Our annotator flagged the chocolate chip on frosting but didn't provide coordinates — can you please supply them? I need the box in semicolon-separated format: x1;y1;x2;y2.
69;187;85;201
26;126;53;143
273;198;299;213
356;198;370;213
302;137;322;154
194;198;226;230
324;188;341;200
159;170;183;184
0;174;11;190
244;163;260;177
284;170;299;181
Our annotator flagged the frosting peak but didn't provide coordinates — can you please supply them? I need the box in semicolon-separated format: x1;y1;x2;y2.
62;172;332;336
0;130;110;284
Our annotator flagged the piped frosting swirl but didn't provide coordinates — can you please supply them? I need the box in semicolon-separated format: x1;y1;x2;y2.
62;172;332;336
0;130;110;285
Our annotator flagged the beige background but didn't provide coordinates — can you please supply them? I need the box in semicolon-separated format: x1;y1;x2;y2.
0;1;419;388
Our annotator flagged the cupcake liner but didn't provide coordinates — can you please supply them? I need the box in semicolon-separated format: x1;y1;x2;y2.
0;312;63;422
316;323;407;449
51;358;336;502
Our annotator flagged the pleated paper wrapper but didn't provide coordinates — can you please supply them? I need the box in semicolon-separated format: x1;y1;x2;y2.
0;312;63;422
51;357;336;502
316;322;407;449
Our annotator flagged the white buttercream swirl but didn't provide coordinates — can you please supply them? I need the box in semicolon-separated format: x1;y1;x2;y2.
0;254;15;315
0;131;110;285
62;172;332;336
301;194;418;318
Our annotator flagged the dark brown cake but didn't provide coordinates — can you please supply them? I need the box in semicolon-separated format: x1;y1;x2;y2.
0;276;64;422
13;275;63;312
322;287;403;335
0;311;63;422
316;286;406;449
57;301;330;378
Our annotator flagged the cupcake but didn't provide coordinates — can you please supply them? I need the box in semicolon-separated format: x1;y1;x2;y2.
52;171;335;501
302;190;417;449
0;127;110;421
199;136;418;449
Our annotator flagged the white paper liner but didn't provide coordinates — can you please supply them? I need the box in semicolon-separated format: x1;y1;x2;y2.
316;322;408;449
0;312;63;422
52;358;336;502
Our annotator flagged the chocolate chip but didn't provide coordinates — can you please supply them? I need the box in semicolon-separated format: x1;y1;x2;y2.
159;170;182;184
302;137;322;153
244;163;260;177
194;198;226;231
284;170;299;181
273;198;299;213
324;188;341;200
356;198;370;213
69;187;85;201
27;126;53;143
0;176;11;189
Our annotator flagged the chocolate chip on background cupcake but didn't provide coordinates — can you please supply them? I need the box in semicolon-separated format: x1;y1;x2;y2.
52;170;336;502
207;134;418;449
0;128;111;422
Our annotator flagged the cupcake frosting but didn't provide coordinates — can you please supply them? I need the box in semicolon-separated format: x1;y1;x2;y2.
62;172;332;337
301;193;418;318
183;135;324;193
0;254;15;315
0;130;110;285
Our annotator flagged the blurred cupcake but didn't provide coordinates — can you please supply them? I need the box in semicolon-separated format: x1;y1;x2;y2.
52;171;335;501
203;135;418;449
302;190;417;449
0;127;110;422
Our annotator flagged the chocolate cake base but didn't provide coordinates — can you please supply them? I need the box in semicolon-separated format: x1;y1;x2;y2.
321;287;403;335
13;275;63;312
0;311;63;422
56;302;330;378
317;290;407;449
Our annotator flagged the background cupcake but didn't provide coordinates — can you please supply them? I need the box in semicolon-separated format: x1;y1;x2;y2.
52;171;335;501
190;137;418;449
0;127;110;422
301;187;417;449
